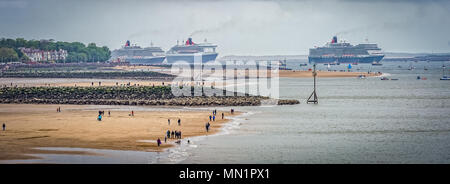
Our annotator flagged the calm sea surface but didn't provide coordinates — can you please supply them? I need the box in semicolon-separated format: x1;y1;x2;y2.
178;60;450;164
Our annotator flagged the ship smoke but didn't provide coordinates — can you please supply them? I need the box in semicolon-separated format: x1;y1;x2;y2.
189;18;237;37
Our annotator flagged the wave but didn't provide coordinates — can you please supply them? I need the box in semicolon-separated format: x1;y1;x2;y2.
160;110;256;164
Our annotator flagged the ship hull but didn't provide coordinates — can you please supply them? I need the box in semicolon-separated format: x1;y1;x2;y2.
126;56;166;65
308;55;384;64
166;53;218;64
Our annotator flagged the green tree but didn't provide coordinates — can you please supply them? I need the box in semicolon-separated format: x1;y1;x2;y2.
0;47;19;63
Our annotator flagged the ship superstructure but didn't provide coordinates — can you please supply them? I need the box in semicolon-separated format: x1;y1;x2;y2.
308;36;384;64
110;40;165;65
166;38;218;64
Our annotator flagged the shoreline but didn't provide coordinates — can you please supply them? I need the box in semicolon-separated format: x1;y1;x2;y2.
0;104;240;162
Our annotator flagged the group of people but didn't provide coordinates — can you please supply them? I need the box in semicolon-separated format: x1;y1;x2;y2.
56;107;61;112
166;130;182;140
158;108;235;146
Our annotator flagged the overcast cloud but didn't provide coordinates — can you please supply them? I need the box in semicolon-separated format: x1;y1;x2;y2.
1;0;449;55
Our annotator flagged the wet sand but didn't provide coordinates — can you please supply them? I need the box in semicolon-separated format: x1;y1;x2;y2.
0;104;235;161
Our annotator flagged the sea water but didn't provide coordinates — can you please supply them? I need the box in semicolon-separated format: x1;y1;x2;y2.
178;60;450;164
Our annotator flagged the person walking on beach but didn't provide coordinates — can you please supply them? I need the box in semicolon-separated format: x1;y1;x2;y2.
108;111;110;116
157;138;161;147
213;116;215;121
171;131;174;138
98;114;102;121
205;122;210;132
178;118;181;126
179;131;182;139
168;119;170;125
167;130;171;139
222;112;224;119
91;82;94;86
2;123;5;131
209;115;212;121
164;136;167;143
131;111;134;116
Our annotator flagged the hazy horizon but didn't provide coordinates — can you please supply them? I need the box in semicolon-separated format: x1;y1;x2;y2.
1;0;450;56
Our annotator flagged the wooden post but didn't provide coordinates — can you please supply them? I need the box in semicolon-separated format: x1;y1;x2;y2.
307;64;318;104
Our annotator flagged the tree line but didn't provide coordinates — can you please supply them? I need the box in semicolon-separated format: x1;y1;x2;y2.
0;38;111;63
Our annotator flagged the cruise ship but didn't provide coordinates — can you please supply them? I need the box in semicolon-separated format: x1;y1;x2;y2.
308;36;384;64
110;40;165;65
166;38;218;64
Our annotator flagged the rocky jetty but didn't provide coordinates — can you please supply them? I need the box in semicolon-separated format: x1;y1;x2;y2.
0;86;299;106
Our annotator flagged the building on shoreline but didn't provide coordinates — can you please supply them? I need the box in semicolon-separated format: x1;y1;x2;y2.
19;47;68;62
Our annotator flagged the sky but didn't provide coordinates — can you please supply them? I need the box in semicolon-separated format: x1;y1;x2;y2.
1;0;450;56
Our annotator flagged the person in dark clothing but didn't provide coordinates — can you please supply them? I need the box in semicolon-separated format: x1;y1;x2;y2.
167;130;170;139
178;119;181;126
179;131;182;139
2;123;5;131
222;112;224;119
164;136;167;143
108;111;110;116
168;119;170;125
157;138;161;147
205;122;210;132
209;115;212;121
171;131;175;138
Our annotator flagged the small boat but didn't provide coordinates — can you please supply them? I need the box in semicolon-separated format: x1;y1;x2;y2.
372;61;382;66
441;76;450;80
381;77;389;80
357;75;366;79
417;76;421;80
299;63;308;67
390;78;399;80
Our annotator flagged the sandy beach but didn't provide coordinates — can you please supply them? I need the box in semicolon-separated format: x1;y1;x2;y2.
0;104;236;161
